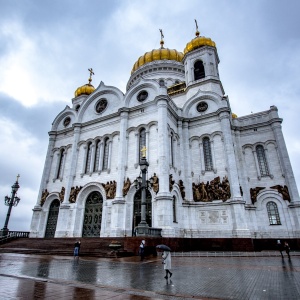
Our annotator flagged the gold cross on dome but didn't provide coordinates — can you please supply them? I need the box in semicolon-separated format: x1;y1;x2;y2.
141;146;147;158
88;68;94;84
159;29;164;40
195;19;198;31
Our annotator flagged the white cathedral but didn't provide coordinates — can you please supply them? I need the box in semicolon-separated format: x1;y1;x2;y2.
30;25;300;240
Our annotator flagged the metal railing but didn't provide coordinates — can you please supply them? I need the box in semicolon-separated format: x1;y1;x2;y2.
0;231;29;244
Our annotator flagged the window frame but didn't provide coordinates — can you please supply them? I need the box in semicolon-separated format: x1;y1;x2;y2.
267;201;281;225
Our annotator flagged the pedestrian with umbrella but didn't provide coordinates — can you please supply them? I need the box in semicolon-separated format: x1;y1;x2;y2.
156;244;172;279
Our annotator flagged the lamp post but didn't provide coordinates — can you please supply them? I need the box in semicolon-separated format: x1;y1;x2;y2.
1;175;21;237
133;147;153;235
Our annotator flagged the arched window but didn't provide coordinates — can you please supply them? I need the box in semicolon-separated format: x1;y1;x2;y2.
267;201;281;225
85;142;92;174
173;196;177;223
203;137;213;171
256;145;269;176
194;60;205;80
170;132;174;166
102;138;109;170
139;128;146;160
56;149;65;179
93;140;100;172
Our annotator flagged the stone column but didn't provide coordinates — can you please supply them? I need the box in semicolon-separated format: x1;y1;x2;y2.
36;132;56;206
110;110;129;236
219;111;242;200
271;122;300;203
234;130;251;204
183;121;193;200
154;92;173;234
56;125;81;238
177;120;184;176
156;96;171;197
115;110;129;200
63;124;81;204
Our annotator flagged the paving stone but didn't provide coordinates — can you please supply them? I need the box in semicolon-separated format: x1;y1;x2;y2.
0;253;299;299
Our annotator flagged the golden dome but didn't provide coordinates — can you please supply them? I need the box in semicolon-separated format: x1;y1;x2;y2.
74;68;95;97
131;48;184;74
183;28;216;55
75;84;95;97
232;113;238;119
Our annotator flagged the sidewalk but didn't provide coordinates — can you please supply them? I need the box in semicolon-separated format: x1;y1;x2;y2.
0;252;299;299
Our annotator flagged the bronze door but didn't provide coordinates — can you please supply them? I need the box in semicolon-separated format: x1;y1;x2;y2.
45;199;60;238
82;191;103;237
132;189;152;232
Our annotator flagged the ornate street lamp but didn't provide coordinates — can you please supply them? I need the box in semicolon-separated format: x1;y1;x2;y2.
1;175;21;237
133;146;154;235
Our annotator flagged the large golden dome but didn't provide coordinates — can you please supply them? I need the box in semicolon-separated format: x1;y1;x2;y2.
74;68;96;97
131;40;183;74
183;29;216;55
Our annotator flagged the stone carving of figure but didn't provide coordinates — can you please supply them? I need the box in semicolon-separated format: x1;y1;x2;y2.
250;187;265;204
106;180;116;199
69;187;76;203
271;185;291;202
192;183;201;202
59;187;65;203
221;176;231;201
169;174;175;192
151;173;159;193
199;182;209;201
104;181;110;197
178;180;185;199
282;185;291;201
122;177;131;196
40;189;49;206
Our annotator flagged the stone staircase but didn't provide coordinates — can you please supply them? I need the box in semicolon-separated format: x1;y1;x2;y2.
0;237;136;257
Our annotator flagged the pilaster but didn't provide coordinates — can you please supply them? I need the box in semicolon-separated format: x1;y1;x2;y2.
219;112;242;200
271;122;300;202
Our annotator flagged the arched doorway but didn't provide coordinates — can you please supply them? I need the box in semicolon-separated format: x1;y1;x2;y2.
82;191;103;237
133;189;152;233
45;199;60;238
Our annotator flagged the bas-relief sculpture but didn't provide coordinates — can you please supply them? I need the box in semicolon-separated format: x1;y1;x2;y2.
192;176;231;202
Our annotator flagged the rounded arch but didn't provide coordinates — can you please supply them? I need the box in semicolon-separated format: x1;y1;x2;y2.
255;189;287;210
76;182;106;207
211;131;223;140
124;79;159;106
242;144;254;151
77;83;124;122
43;192;60;210
193;59;205;80
51;106;76;131
182;93;221;117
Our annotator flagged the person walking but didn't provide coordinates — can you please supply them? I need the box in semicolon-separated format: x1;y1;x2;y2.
284;241;291;260
277;240;284;258
74;240;81;259
162;250;172;279
139;240;145;261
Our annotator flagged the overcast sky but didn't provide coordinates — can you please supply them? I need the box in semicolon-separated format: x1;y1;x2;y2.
1;0;300;232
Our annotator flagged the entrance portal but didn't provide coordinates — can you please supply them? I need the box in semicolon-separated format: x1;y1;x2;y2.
133;189;152;233
82;191;103;237
45;199;60;238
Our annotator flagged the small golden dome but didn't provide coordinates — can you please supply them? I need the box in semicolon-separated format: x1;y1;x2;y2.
74;68;95;97
232;113;238;119
74;84;95;97
131;48;184;74
184;36;216;55
184;22;216;55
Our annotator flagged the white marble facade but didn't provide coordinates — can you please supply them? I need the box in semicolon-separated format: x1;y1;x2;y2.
30;30;300;239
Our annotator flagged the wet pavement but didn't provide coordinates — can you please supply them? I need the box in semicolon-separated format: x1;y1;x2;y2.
0;252;300;299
